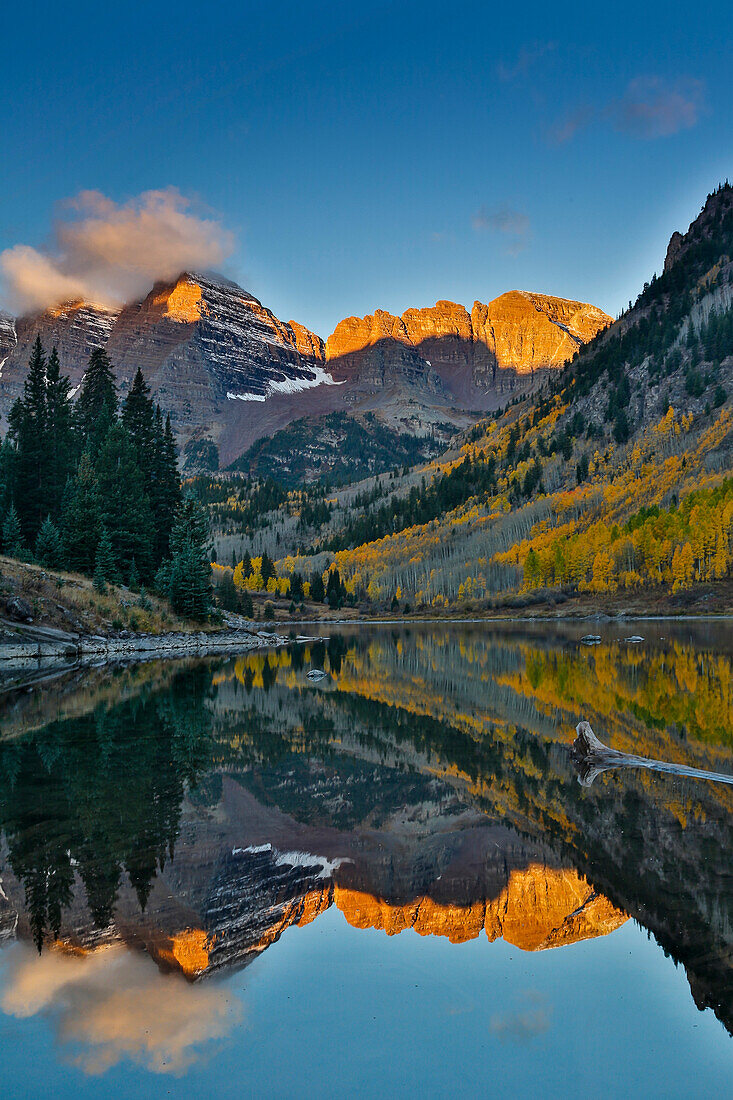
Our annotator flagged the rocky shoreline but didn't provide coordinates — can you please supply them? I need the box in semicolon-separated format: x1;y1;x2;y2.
0;614;302;673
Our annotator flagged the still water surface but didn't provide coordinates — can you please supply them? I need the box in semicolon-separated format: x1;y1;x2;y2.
0;621;731;1097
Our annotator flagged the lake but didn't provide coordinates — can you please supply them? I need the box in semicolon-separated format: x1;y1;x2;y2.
0;621;731;1098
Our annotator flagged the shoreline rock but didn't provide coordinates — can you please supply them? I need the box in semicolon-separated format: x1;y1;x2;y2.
0;623;296;674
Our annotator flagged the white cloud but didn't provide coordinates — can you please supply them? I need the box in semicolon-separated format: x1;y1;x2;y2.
0;188;235;314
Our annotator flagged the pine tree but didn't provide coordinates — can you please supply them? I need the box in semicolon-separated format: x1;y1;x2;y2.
75;347;117;456
163;414;181;511
326;567;344;609
35;516;64;570
2;504;25;559
94;527;118;591
150;411;181;564
60;452;102;574
122;369;155;475
260;551;275;586
45;346;76;512
156;496;212;619
95;424;155;581
128;558;140;591
0;439;16;520
217;570;238;612
8;335;48;538
310;570;325;602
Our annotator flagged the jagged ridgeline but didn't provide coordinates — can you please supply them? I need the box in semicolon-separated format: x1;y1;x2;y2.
0;273;610;472
259;184;733;612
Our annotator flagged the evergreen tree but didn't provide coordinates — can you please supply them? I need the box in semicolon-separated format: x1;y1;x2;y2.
94;527;118;591
60;452;102;574
44;347;76;512
8;335;48;538
155;496;212;619
75;347;117;456
310;570;325;602
217;570;238;611
122;369;155;475
326;567;344;609
95;424;155;581
128;558;140;591
149;412;181;564
35;516;64;570
0;439;15;520
260;551;275;586
2;504;25;559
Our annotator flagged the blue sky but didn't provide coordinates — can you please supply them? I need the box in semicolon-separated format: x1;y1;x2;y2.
1;0;731;336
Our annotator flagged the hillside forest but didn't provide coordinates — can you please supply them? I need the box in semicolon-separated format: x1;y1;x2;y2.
203;184;733;616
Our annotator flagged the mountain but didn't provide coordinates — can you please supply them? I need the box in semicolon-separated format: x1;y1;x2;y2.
0;274;609;468
326;292;611;404
263;183;733;612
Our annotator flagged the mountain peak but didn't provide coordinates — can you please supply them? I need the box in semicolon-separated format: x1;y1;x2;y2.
664;182;733;273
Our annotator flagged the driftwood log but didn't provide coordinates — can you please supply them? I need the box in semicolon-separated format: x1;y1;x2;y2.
570;720;733;788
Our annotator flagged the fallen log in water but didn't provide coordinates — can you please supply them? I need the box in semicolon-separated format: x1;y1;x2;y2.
570;721;733;788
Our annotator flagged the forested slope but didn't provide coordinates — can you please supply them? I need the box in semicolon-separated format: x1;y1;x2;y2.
258;184;733;612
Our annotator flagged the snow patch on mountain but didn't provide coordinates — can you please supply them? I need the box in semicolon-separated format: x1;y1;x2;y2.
227;364;344;403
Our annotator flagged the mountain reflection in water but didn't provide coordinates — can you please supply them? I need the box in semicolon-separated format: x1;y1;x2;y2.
0;621;731;1081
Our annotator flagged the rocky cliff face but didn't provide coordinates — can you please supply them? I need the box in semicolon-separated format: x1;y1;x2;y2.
105;272;332;432
664;184;733;273
0;272;338;462
0;301;119;414
326;291;611;402
0;313;16;368
0;275;609;466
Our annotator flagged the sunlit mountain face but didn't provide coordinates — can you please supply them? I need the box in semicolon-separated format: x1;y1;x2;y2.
0;622;731;1086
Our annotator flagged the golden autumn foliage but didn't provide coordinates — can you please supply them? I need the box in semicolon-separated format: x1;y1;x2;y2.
297;406;733;607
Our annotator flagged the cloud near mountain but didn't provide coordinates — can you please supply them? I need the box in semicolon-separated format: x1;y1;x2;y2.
0;188;234;314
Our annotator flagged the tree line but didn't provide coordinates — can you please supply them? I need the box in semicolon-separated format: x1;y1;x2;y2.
0;337;212;618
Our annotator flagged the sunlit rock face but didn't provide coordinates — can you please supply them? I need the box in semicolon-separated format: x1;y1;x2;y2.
0;276;609;463
325;292;611;400
105;272;329;427
471;292;612;379
0;272;332;458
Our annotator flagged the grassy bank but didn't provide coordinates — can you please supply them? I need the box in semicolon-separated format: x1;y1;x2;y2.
0;556;195;635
